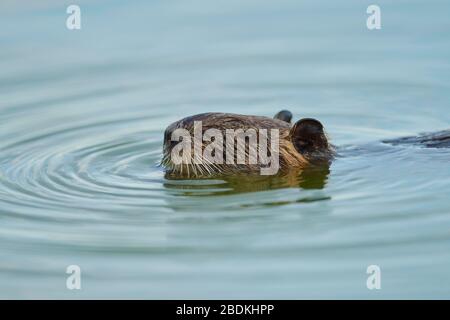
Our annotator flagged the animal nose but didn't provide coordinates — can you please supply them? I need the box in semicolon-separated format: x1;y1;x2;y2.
163;126;181;152
164;126;178;146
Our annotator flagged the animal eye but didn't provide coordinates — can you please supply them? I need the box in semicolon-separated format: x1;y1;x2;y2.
296;140;309;147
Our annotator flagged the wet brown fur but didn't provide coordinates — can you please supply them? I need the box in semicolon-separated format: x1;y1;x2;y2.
162;112;334;178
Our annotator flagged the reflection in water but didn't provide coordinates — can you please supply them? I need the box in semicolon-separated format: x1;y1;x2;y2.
163;165;330;196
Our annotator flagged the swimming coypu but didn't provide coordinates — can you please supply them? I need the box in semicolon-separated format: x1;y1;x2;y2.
162;110;335;178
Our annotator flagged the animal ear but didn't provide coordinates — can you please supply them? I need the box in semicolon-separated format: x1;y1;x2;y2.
290;118;328;155
274;110;292;123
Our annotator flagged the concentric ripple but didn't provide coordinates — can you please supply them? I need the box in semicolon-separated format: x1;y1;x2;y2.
0;122;165;213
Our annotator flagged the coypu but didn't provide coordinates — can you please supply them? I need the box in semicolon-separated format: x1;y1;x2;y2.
161;110;450;182
161;110;335;178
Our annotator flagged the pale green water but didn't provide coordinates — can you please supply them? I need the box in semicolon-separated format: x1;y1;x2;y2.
1;0;450;299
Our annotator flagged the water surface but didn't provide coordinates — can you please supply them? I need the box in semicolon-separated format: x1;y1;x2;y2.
1;0;450;298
